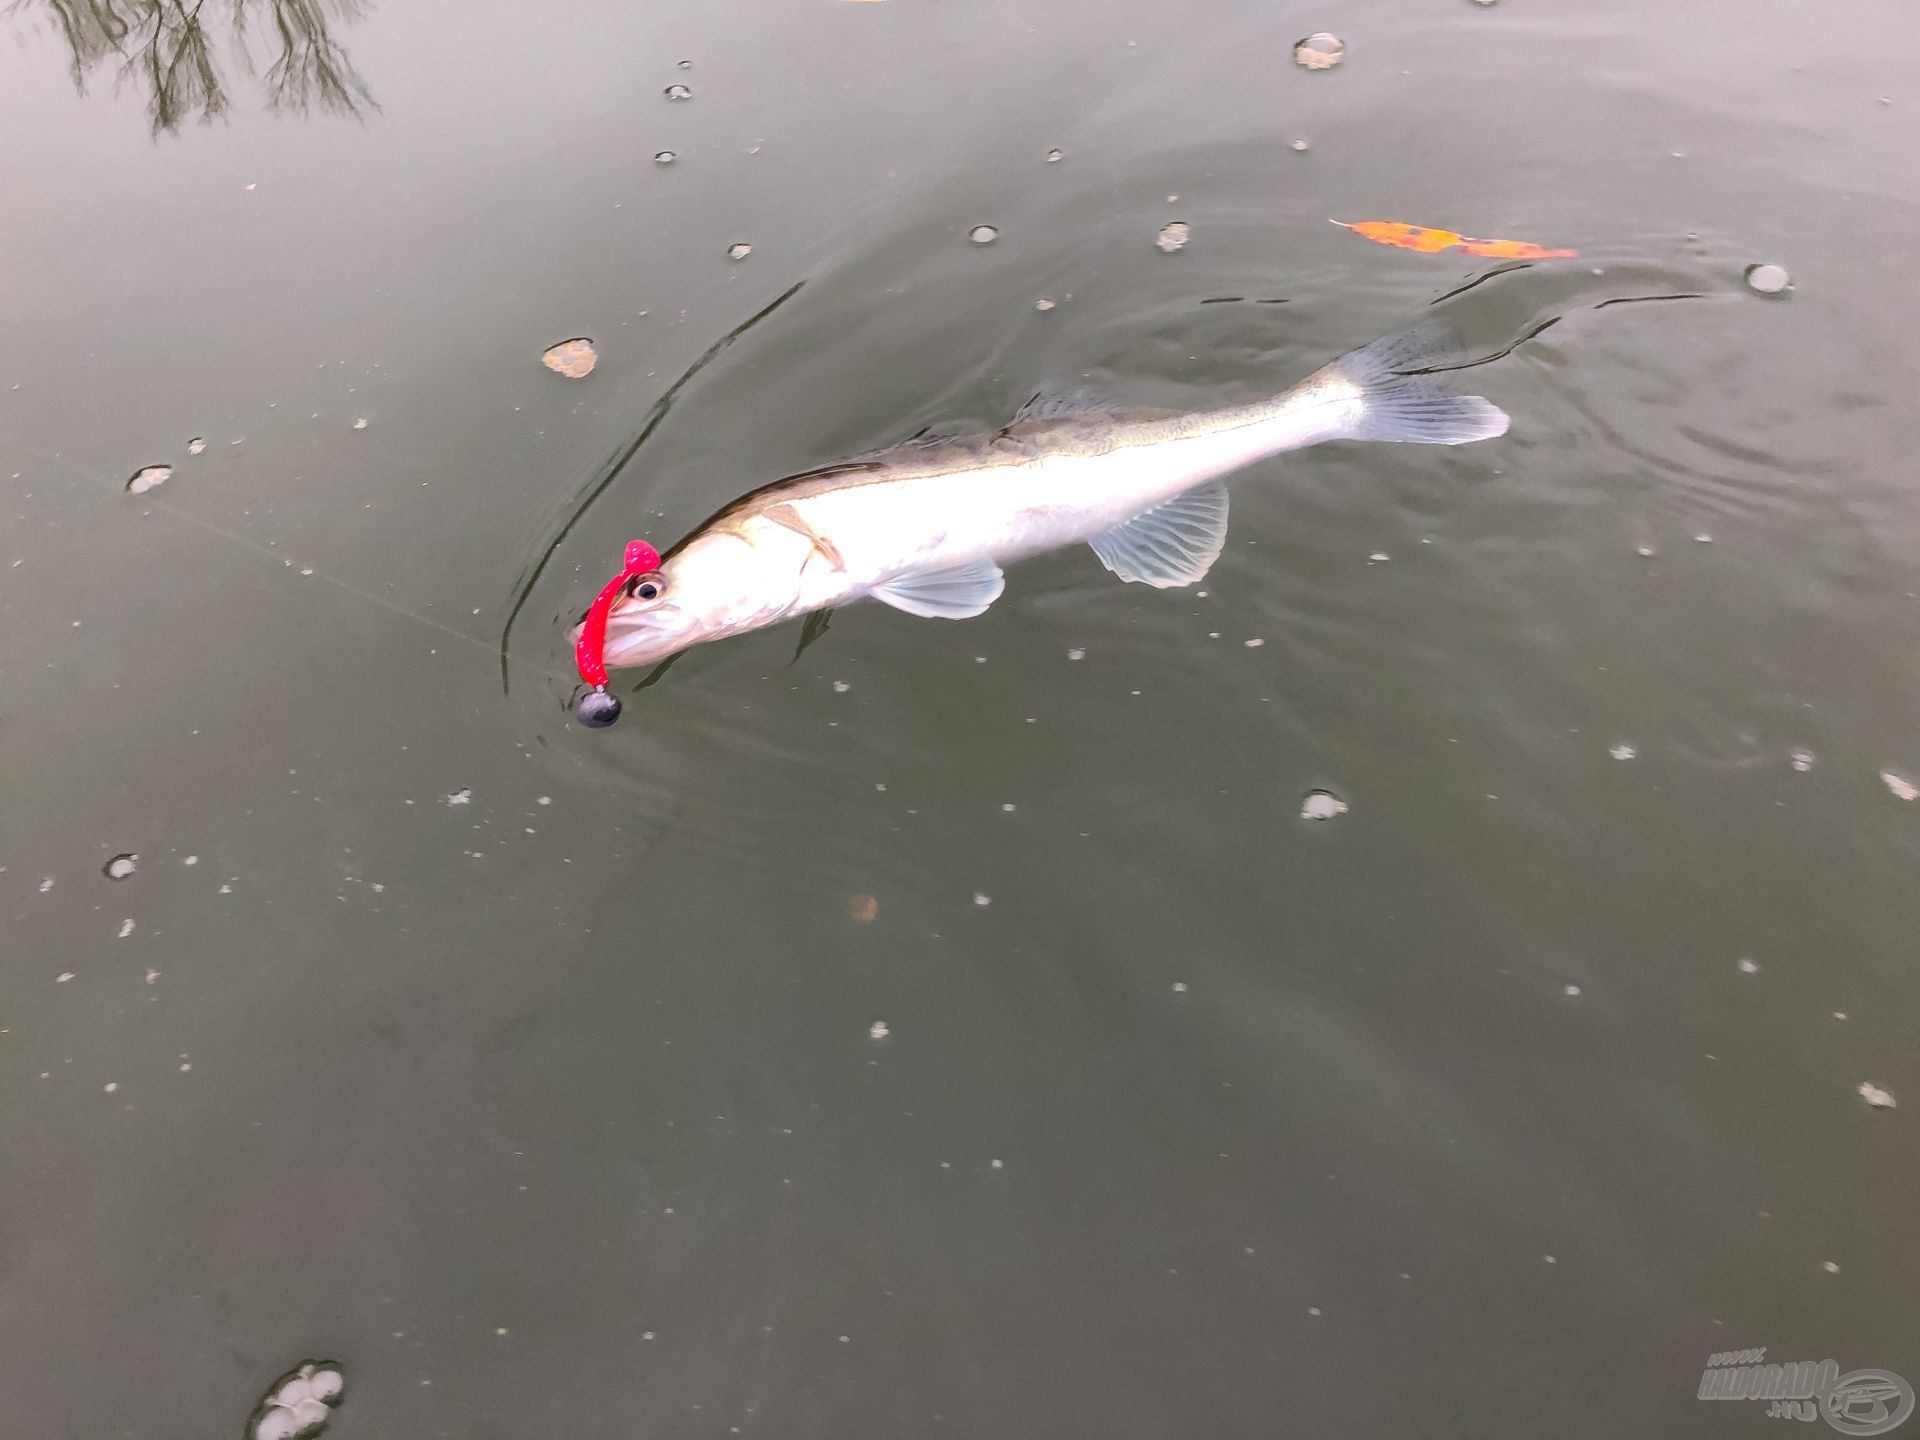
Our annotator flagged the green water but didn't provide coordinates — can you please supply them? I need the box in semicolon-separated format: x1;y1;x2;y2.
2;1;1916;1435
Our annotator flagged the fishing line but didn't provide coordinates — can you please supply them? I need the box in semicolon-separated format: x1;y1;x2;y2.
20;441;576;688
19;278;806;701
495;279;807;694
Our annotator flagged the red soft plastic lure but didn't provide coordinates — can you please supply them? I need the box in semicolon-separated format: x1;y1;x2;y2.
573;539;660;727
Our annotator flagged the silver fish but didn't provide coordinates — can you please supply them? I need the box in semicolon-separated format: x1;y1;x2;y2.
583;321;1506;671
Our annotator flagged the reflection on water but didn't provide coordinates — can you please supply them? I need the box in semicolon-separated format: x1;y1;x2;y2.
17;0;374;133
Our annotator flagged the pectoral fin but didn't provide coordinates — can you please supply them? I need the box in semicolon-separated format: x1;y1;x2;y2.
868;558;1006;619
764;502;847;570
1087;482;1229;588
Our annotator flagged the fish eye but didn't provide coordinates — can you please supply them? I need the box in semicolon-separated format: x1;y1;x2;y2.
629;575;664;601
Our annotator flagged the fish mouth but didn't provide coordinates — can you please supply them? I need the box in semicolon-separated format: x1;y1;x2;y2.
592;598;693;670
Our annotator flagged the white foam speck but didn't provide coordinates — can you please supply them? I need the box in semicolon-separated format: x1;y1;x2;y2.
1882;772;1918;801
1300;790;1348;821
972;892;991;907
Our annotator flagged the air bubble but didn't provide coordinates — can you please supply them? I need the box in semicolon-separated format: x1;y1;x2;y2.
103;854;137;880
654;151;676;165
1744;263;1790;295
968;225;999;245
727;242;752;260
1156;221;1190;253
664;84;692;101
307;1370;345;1404
275;1378;314;1409
126;465;171;495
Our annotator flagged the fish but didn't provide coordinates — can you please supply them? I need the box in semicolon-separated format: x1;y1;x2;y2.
578;320;1506;673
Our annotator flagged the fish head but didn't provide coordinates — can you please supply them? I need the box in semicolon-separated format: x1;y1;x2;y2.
586;524;811;669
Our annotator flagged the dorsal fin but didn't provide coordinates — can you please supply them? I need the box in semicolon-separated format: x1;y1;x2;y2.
1012;385;1108;422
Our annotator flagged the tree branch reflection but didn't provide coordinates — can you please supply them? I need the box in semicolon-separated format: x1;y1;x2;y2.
17;0;377;135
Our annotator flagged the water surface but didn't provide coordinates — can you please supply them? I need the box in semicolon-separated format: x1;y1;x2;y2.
3;1;1917;1435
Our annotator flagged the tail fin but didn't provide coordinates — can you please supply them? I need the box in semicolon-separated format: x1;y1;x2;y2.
1317;321;1509;445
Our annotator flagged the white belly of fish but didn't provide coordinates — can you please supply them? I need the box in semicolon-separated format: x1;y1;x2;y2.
793;408;1329;591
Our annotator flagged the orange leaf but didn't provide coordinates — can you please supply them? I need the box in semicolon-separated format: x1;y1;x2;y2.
1333;219;1577;260
1457;237;1580;259
1334;220;1465;253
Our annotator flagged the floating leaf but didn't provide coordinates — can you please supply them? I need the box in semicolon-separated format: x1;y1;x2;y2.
541;338;597;379
1293;33;1346;69
1333;219;1578;259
